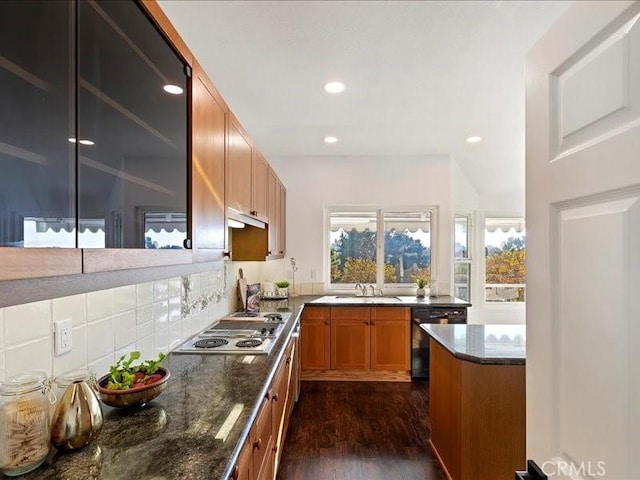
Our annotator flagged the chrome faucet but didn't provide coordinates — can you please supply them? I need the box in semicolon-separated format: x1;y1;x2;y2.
354;283;367;296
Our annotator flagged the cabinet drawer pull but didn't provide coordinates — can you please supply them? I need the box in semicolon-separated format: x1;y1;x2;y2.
265;390;272;400
272;393;279;402
364;321;369;325
324;321;329;325
232;465;239;480
371;321;375;325
286;357;291;365
253;438;262;450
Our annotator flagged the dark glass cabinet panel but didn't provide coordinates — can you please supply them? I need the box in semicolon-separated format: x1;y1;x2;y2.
0;1;187;251
78;1;187;248
0;1;76;247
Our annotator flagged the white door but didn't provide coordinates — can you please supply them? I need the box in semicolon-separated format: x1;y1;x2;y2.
526;1;640;479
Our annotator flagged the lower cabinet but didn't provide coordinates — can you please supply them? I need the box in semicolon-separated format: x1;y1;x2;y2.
301;305;411;380
233;336;297;480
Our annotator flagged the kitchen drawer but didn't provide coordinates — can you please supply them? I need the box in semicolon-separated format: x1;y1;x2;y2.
301;306;330;321
370;306;410;321
330;306;369;320
251;396;273;478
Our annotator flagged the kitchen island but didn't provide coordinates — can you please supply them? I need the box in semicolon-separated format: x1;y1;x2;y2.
421;324;526;480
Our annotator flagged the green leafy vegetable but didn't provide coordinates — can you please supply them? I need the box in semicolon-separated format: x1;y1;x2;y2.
106;351;166;390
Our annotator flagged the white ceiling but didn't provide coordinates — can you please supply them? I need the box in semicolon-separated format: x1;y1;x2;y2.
158;0;571;200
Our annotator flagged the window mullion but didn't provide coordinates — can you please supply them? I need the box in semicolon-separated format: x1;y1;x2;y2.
376;209;384;287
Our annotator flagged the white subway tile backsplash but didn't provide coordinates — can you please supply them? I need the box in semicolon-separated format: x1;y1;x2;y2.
87;317;114;363
52;294;87;327
154;328;169;356
53;325;87;376
136;282;155;306
87;289;114;322
153;301;169;331
5;338;52;378
4;300;51;346
168;277;181;298
169;323;182;351
113;311;137;350
115;344;137;362
88;353;114;380
136;335;154;361
1;266;230;379
153;280;169;302
113;285;136;314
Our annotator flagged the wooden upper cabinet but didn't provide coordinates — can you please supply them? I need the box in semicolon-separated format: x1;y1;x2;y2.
227;114;253;216
267;169;286;259
278;179;286;256
252;151;269;222
190;63;227;259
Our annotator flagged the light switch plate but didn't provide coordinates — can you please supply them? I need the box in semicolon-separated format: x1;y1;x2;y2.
54;318;73;355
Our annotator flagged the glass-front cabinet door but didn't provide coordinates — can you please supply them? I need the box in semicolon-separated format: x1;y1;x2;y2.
77;0;188;249
0;1;76;248
0;1;187;251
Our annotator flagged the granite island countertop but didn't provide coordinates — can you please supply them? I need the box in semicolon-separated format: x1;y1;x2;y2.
21;296;314;480
421;324;526;365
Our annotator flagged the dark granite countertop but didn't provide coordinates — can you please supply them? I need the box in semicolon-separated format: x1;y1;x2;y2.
23;296;315;480
421;324;526;365
308;294;471;307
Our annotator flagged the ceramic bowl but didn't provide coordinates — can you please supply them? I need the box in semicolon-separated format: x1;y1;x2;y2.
96;367;170;408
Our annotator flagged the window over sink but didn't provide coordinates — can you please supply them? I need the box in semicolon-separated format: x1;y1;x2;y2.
327;208;435;290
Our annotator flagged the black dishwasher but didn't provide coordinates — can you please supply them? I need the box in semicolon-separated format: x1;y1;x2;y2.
411;306;467;379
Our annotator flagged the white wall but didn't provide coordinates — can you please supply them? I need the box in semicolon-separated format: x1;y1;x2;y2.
269;155;453;294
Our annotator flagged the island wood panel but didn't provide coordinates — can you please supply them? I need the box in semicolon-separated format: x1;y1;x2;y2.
330;306;370;371
300;307;330;371
191;62;227;260
226;114;253;215
0;248;82;281
429;339;525;480
252;150;269;222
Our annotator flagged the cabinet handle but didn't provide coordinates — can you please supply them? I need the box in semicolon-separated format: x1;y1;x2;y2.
371;321;375;326
364;321;369;325
253;438;262;450
286;357;291;365
268;251;272;255
279;250;284;254
223;250;231;257
265;390;272;400
324;321;329;325
232;465;239;480
273;446;278;454
272;393;279;402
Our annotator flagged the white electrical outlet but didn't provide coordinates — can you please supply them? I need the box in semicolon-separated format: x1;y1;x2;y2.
310;269;317;280
54;319;73;356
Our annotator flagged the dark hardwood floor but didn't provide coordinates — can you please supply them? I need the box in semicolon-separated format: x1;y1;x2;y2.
277;381;447;480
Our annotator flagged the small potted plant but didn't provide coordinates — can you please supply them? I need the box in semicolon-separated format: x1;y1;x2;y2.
415;277;428;298
275;280;290;298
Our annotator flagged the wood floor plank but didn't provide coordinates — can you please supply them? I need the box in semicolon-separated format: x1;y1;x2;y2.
277;381;447;480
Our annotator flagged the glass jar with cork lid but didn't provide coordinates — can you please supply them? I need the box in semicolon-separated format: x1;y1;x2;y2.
0;371;56;476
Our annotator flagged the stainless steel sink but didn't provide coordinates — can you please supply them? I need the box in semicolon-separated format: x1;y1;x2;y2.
312;295;403;304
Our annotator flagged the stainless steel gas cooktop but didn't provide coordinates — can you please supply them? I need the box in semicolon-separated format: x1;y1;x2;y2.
176;312;290;355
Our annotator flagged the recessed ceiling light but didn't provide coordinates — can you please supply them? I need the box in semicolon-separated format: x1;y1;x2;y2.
323;81;345;94
324;136;338;144
163;84;184;95
466;136;482;143
68;138;77;143
79;139;95;146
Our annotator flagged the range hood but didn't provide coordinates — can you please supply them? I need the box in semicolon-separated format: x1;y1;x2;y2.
227;207;266;229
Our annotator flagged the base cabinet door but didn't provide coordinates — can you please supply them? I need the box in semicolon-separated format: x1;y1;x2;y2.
251;396;273;480
370;307;411;370
300;307;330;371
330;307;370;370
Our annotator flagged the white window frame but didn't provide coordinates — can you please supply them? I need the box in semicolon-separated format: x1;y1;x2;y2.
324;205;438;293
454;213;473;303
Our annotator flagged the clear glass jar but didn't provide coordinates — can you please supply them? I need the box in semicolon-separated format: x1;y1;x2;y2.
0;371;56;477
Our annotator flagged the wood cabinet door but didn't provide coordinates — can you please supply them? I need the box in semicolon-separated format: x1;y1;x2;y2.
267;168;279;257
252;151;269;222
277;180;286;256
226;114;252;215
233;436;253;480
191;66;226;257
251;396;273;480
370;306;410;370
300;316;330;371
330;307;370;370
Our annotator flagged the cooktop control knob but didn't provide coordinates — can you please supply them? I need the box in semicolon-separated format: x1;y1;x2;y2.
261;328;267;335
269;328;275;335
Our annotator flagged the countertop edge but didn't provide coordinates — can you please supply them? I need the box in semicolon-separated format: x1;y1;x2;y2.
423;326;526;366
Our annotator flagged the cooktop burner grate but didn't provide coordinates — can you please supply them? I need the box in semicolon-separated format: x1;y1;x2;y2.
236;339;263;348
263;313;283;321
194;338;229;349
